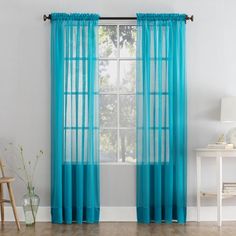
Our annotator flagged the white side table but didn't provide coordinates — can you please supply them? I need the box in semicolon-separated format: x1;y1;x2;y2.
195;148;236;227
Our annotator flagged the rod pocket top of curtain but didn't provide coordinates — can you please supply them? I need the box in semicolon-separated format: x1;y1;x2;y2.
136;13;187;21
50;13;100;21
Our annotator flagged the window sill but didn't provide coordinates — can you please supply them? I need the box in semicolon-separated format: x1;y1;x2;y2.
100;162;136;166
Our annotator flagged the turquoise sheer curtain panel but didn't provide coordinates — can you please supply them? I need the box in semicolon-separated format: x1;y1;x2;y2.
51;13;100;224
136;13;187;224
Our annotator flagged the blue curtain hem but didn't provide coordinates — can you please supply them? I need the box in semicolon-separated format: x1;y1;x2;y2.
51;207;100;224
137;207;186;224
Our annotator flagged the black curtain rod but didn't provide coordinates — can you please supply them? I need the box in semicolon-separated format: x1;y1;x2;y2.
43;14;194;22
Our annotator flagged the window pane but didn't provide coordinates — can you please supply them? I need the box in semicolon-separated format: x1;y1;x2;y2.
119;60;136;93
119;95;136;127
100;95;117;127
119;129;136;163
119;25;136;58
99;26;117;58
99;60;117;92
100;130;117;162
99;24;137;163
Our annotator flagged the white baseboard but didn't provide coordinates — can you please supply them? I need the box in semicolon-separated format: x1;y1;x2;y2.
100;207;137;222
4;206;50;222
187;206;236;221
3;206;236;222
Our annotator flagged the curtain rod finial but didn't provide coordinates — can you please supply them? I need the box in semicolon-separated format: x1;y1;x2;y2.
43;14;50;21
185;15;194;22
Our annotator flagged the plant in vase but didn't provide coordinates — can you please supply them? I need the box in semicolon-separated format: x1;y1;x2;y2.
3;144;44;226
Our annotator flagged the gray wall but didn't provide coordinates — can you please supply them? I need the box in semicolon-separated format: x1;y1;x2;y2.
0;0;236;207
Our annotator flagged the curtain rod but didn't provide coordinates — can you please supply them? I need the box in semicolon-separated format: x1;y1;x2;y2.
43;14;194;22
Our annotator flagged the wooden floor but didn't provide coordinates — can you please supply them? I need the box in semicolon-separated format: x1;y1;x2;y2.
1;222;236;236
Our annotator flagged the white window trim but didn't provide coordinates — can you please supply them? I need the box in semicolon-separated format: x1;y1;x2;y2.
100;162;136;166
99;20;136;26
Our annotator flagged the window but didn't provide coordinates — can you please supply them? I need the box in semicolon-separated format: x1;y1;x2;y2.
98;23;136;163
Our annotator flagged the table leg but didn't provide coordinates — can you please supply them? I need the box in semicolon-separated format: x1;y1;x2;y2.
196;154;201;222
216;154;222;227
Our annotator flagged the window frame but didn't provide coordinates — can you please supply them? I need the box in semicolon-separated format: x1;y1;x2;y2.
98;20;137;164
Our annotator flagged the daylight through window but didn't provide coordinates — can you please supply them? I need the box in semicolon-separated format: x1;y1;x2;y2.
98;23;136;163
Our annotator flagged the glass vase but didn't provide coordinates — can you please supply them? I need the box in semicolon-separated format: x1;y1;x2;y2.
22;187;40;226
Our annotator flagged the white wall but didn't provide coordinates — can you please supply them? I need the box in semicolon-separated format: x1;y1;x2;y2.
0;0;236;209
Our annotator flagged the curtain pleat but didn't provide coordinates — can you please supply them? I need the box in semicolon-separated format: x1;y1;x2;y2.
136;13;187;224
51;13;100;224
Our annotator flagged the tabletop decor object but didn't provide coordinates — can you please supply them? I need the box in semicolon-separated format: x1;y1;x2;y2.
226;128;236;148
216;134;226;144
207;134;234;149
221;97;236;147
223;182;236;194
207;143;234;149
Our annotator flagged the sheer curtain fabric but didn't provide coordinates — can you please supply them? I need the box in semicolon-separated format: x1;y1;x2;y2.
136;13;187;224
51;13;100;224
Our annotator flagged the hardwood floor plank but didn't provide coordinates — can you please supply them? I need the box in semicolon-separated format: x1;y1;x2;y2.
0;222;236;236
